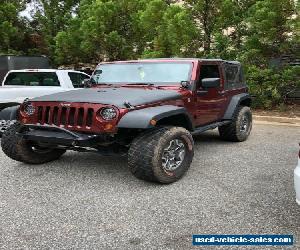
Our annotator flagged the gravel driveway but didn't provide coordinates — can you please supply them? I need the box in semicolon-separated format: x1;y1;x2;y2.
0;124;299;249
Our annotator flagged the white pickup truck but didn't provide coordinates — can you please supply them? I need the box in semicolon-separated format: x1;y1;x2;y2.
0;69;90;135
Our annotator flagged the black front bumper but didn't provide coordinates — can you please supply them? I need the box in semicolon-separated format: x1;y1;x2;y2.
17;124;112;147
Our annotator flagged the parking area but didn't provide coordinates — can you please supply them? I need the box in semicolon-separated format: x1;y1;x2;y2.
0;123;299;249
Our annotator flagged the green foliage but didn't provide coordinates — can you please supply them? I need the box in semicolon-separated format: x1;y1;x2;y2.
242;0;296;65
55;0;198;62
141;2;198;57
55;19;83;64
247;66;300;108
33;0;80;59
184;0;222;54
56;0;147;63
0;2;26;54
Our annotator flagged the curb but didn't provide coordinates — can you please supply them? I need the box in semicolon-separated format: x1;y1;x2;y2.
253;115;300;126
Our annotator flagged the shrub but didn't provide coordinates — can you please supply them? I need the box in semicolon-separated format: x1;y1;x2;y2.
246;65;300;108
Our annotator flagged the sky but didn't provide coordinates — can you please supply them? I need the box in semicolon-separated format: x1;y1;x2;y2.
19;2;36;20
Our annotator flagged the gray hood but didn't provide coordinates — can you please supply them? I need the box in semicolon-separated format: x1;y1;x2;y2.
31;87;181;108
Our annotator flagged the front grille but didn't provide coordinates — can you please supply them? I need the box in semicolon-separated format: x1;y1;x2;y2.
37;104;95;128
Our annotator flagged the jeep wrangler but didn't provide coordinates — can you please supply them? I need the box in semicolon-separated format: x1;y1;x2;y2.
1;59;252;183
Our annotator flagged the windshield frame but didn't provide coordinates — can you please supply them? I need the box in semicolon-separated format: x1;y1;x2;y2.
92;62;193;85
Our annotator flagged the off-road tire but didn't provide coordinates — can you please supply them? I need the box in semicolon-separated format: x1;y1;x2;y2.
1;122;66;164
128;127;194;184
218;106;252;142
0;120;17;138
1;122;23;161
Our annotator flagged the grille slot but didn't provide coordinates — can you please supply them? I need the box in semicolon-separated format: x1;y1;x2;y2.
61;107;67;125
38;107;43;123
53;107;59;125
87;108;94;127
36;105;95;128
45;107;50;124
78;108;84;126
69;107;76;126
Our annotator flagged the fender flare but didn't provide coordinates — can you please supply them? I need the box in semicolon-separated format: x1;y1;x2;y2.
117;105;194;130
0;102;20;112
0;105;20;121
223;93;252;120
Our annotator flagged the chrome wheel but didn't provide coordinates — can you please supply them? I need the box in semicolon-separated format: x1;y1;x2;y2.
162;139;186;172
240;114;249;133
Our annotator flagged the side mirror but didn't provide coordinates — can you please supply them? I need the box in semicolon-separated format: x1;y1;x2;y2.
201;78;220;88
180;81;190;88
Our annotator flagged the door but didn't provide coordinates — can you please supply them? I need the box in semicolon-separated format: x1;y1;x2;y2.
194;63;227;126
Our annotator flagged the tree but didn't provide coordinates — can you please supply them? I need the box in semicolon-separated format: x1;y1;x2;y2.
156;5;198;57
55;0;152;64
139;0;198;58
184;0;222;55
55;0;199;62
31;0;80;60
212;0;256;59
242;0;297;65
242;0;299;108
55;19;83;64
0;1;27;54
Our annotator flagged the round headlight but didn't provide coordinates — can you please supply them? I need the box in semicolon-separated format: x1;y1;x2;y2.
100;107;117;120
24;103;35;116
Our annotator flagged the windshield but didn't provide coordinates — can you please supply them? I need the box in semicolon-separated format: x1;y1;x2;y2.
91;62;192;85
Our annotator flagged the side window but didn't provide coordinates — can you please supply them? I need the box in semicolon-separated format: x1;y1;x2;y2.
40;73;60;86
224;64;245;90
198;65;220;88
4;72;60;86
68;72;90;88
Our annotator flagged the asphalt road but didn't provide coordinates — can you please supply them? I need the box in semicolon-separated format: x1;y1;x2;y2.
0;124;299;250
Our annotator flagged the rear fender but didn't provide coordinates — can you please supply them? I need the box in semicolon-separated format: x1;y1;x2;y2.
223;93;251;120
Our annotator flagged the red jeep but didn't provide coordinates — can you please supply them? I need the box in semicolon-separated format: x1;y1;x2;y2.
1;59;252;183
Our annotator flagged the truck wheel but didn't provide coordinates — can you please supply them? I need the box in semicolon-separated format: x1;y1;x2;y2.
219;106;252;142
1;122;66;164
128;127;194;184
